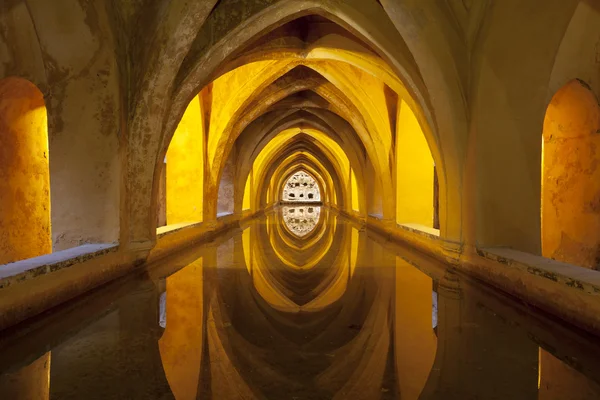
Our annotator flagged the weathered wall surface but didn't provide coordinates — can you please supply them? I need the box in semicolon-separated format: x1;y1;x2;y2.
217;152;235;215
0;0;121;251
542;80;600;269
157;162;167;228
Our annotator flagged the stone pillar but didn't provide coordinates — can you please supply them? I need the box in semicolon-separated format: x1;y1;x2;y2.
156;160;167;228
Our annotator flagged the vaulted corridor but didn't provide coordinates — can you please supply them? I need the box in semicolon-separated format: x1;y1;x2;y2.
1;1;600;399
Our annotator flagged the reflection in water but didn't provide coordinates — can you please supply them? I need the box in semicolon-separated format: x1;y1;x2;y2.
282;206;321;237
159;291;167;328
1;208;600;399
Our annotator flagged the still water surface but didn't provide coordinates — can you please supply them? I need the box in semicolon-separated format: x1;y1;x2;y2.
1;207;600;399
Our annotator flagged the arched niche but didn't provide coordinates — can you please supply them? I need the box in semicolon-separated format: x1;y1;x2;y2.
0;77;51;264
541;79;600;269
159;94;205;228
395;99;438;230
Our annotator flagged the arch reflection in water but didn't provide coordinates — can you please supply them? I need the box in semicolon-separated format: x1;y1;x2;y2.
2;209;600;399
282;206;321;237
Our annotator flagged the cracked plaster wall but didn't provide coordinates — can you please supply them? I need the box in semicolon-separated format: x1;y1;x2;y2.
0;0;121;251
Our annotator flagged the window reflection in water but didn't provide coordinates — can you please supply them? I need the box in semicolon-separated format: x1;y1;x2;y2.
282;206;321;237
159;291;167;329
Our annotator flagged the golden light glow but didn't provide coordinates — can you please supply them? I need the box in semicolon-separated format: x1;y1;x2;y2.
396;100;435;228
351;169;359;212
394;257;437;399
541;80;600;268
0;77;51;264
166;95;204;224
350;227;359;276
159;258;204;400
243;169;252;211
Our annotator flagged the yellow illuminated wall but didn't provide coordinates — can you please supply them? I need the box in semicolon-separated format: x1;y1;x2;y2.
351;169;359;212
243;170;252;211
350;228;359;276
396;100;434;227
166;95;204;224
242;228;252;273
0;77;51;264
542;80;600;269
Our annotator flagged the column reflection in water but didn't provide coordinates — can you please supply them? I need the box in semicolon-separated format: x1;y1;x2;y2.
1;208;600;399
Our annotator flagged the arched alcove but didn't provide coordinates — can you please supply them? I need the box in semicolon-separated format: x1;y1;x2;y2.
395;100;437;231
0;77;51;264
162;94;205;227
542;79;600;269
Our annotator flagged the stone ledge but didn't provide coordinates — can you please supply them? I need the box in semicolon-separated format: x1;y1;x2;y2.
148;213;245;264
157;221;202;238
398;223;440;238
0;244;118;290
354;212;600;334
479;247;600;295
